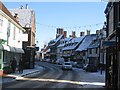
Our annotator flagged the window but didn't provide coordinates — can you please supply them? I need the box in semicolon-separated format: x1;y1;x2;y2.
89;49;92;54
7;21;11;37
96;48;98;54
108;7;114;35
60;48;62;52
83;52;85;56
0;15;3;33
13;25;16;40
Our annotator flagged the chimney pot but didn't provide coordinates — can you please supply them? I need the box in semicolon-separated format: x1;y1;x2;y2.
26;4;28;9
80;32;85;36
56;28;64;38
87;30;90;35
64;31;67;38
72;31;76;38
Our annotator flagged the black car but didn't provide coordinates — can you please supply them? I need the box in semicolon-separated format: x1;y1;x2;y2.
83;64;97;72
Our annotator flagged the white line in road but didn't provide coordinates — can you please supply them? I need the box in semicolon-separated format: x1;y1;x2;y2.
16;77;105;86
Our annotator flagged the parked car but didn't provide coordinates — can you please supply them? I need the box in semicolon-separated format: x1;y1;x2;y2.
83;64;97;72
62;62;72;70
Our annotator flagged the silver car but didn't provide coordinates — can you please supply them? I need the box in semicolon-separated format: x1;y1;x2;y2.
62;62;72;70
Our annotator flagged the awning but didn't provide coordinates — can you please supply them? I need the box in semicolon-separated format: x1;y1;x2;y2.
9;46;16;52
0;44;24;53
15;48;24;53
0;44;10;51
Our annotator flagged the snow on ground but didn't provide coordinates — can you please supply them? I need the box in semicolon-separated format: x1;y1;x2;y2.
73;68;105;88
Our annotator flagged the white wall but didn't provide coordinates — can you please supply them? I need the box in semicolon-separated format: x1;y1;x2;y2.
0;14;7;41
8;22;23;48
0;10;25;48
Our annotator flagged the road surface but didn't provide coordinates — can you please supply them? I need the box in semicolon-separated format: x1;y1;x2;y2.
2;61;105;89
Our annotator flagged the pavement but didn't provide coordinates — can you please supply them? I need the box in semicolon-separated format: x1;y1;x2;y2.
0;65;44;84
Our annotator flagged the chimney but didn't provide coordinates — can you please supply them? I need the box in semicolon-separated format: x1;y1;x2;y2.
56;28;64;38
60;28;64;35
57;28;59;34
96;30;100;35
56;28;63;38
80;32;85;36
26;4;28;9
63;31;67;38
56;28;60;38
87;30;90;35
72;31;76;38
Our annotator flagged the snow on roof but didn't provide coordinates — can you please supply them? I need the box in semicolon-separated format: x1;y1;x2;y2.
55;34;64;42
63;36;85;51
9;9;35;27
76;34;97;51
57;37;72;48
87;41;100;49
49;35;64;46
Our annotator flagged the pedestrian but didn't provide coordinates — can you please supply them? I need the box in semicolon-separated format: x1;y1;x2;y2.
18;58;23;74
10;57;17;73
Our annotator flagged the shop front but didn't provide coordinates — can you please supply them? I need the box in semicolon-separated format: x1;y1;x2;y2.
0;44;24;74
102;39;117;88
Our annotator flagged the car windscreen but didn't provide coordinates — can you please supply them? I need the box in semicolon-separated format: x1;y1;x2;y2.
65;63;71;65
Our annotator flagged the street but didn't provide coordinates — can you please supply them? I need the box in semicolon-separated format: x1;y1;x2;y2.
2;61;105;89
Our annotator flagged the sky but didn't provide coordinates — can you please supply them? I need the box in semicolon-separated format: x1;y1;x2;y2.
3;1;107;50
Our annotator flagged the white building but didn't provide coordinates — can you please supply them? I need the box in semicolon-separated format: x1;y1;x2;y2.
0;2;26;73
